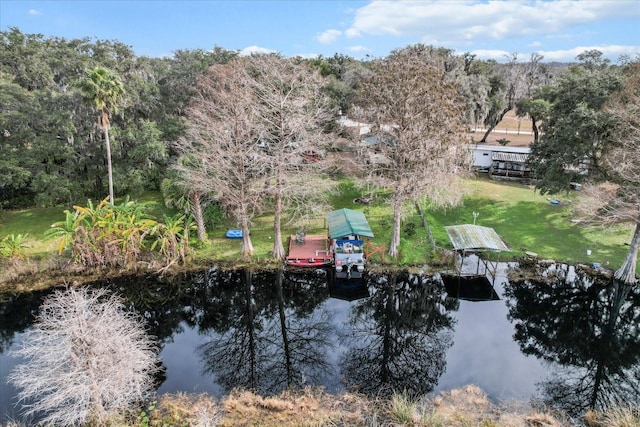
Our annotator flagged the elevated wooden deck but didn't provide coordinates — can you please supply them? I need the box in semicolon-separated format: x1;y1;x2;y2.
285;234;333;268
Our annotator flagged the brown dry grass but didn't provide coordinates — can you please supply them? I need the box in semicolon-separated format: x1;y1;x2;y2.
145;386;582;427
3;385;638;427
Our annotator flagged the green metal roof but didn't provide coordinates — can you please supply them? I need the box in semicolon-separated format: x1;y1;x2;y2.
445;224;509;252
327;208;374;239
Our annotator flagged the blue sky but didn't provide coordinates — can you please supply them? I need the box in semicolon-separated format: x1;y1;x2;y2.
1;0;639;62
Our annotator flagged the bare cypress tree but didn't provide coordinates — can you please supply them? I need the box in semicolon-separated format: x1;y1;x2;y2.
246;55;337;260
175;60;266;258
357;46;471;258
8;287;158;426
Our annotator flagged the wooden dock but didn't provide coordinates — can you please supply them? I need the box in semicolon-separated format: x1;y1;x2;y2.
285;234;333;268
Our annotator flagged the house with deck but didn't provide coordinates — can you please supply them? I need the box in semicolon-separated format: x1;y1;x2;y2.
471;144;533;182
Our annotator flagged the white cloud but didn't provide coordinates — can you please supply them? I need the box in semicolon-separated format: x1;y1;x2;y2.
538;45;640;62
294;52;323;59
466;49;512;61
347;1;638;44
345;28;361;39
316;29;342;44
239;45;277;56
347;45;371;53
28;9;41;16
464;44;640;63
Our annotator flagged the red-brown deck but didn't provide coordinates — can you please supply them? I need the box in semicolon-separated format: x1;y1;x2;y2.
285;234;333;268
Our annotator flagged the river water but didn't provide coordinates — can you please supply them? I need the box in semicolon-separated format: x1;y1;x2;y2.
1;262;638;422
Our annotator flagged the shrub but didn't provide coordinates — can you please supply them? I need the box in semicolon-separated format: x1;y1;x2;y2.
403;222;416;237
8;287;159;426
46;198;192;269
0;233;29;259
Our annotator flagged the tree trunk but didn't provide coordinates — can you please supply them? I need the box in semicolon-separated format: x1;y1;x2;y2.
104;127;115;204
388;200;402;258
614;221;640;285
415;200;435;249
271;186;285;260
531;117;540;144
275;267;293;386
243;269;258;388
380;274;395;385
480;107;511;143
241;217;254;259
191;191;207;241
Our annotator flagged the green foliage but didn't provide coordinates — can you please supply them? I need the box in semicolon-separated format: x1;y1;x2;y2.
496;138;510;146
45;209;77;255
45;197;191;268
204;202;226;229
138;400;157;427
403;222;416;237
390;391;417;424
79;66;125;123
528;51;624;194
0;233;29;259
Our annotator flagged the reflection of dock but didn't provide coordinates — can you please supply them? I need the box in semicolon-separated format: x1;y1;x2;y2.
328;276;369;302
440;274;499;301
443;224;510;301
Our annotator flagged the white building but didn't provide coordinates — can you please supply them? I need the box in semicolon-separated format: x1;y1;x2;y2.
470;144;533;181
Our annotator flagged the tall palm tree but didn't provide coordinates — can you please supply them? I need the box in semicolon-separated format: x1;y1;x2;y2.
80;67;125;204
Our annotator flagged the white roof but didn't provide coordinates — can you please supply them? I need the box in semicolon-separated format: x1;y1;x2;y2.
470;144;531;154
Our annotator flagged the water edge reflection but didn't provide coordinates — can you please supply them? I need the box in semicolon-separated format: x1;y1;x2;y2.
1;263;637;423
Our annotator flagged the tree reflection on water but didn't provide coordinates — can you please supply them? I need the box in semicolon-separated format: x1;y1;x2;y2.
340;271;459;397
5;263;638;421
505;263;640;415
196;268;334;395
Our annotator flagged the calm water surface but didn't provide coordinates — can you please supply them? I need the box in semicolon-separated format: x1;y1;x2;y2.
1;263;638;422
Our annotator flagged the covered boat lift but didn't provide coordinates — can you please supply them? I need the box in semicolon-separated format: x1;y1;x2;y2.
327;208;374;240
327;209;374;279
444;224;509;286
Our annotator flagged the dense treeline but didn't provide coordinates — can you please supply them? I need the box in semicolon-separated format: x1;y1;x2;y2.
0;28;237;207
1;27;563;210
2;28;637;275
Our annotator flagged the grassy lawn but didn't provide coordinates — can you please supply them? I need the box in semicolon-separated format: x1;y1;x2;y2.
427;177;631;269
0;177;634;271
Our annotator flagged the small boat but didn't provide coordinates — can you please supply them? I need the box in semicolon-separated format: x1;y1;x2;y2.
284;209;374;279
327;209;374;279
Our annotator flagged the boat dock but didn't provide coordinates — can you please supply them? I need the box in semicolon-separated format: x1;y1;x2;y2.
285;234;333;268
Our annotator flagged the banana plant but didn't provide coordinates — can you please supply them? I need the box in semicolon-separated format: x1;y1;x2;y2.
0;233;30;259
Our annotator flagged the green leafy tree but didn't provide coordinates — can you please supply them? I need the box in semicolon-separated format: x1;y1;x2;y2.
527;50;623;194
515;88;552;144
574;60;640;284
79;66;126;204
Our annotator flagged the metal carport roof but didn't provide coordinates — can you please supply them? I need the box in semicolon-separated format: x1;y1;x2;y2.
445;224;508;252
327;208;374;239
491;152;528;163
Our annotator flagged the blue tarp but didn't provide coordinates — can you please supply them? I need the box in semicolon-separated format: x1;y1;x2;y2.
225;229;243;239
